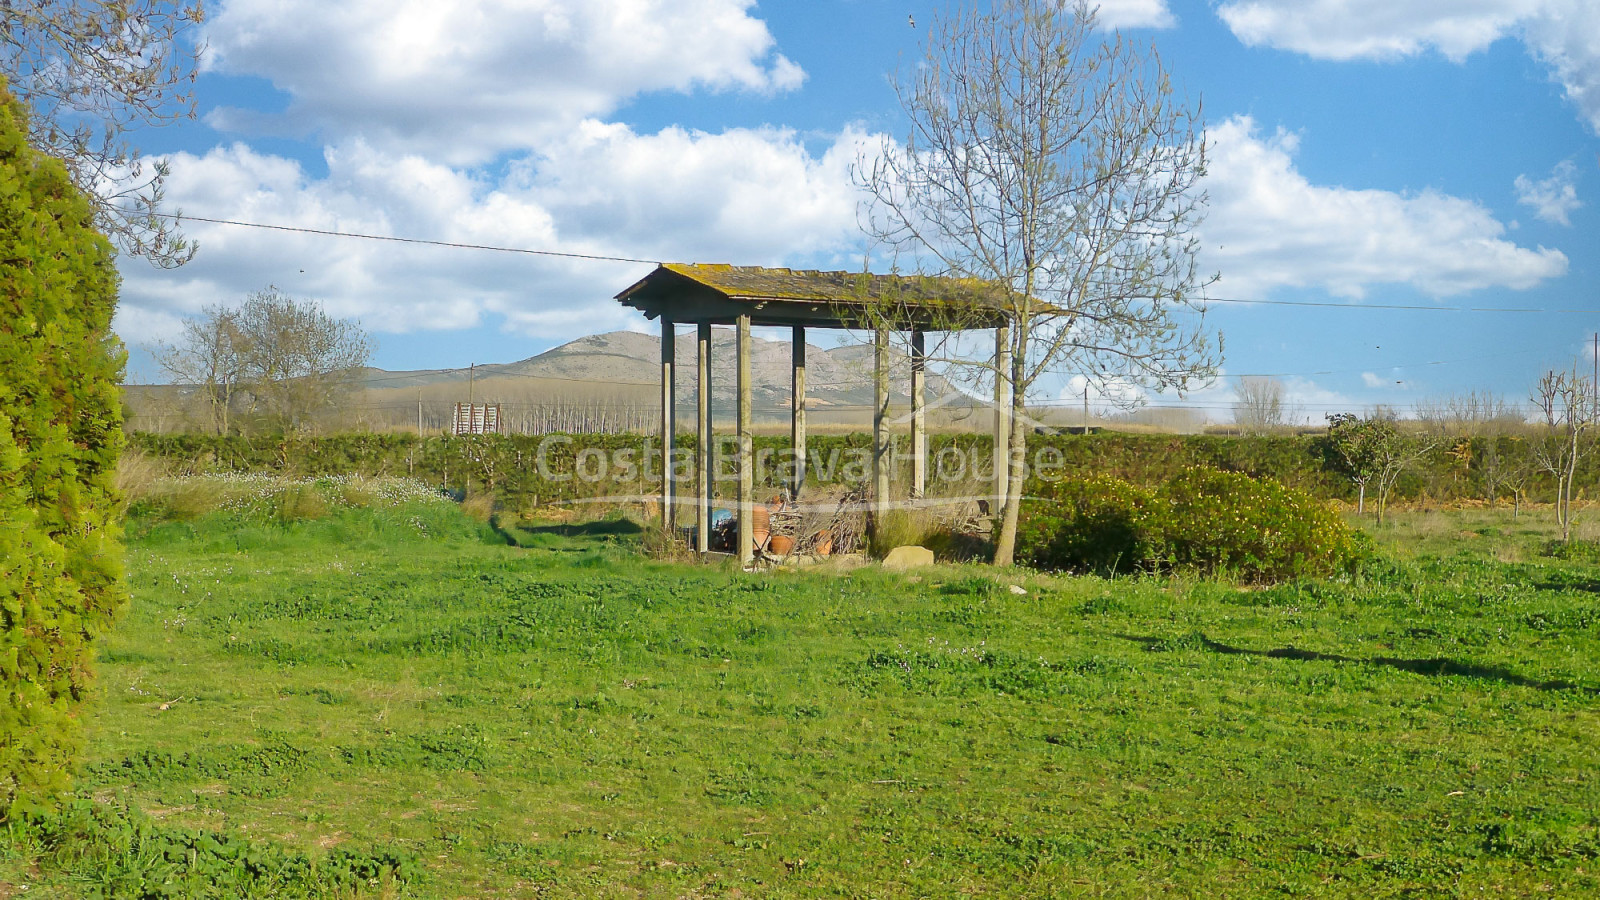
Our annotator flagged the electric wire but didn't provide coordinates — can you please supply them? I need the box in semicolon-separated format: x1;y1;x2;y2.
156;213;1598;316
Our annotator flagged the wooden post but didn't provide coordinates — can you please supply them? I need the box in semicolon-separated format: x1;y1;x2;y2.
736;315;754;565
791;325;807;501
993;324;1011;512
659;318;675;529
911;329;926;500
697;322;712;555
871;326;890;542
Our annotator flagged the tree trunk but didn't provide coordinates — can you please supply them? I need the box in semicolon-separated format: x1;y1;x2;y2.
1563;435;1580;543
991;352;1029;567
1357;482;1365;516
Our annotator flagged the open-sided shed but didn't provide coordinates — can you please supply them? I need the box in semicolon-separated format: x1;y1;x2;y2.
616;263;1012;564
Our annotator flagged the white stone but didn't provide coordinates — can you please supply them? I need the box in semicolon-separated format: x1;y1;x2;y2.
882;545;935;570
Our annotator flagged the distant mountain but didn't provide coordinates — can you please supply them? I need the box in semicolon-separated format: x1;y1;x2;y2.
359;330;974;419
125;330;984;433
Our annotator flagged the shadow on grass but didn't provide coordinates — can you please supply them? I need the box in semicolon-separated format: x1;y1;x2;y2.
1533;577;1600;595
514;520;643;539
499;518;645;552
1119;633;1595;694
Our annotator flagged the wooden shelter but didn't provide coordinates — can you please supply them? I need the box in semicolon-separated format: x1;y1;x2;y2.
615;263;1012;564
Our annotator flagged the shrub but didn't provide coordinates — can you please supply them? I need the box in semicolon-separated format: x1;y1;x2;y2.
1154;467;1363;581
1017;469;1362;582
869;506;944;558
1016;474;1156;575
0;82;126;816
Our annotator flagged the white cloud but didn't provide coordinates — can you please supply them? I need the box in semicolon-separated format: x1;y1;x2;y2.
523;121;871;262
1093;0;1176;30
202;0;806;163
1214;1;1600;133
1362;371;1385;387
115;125;875;348
1203;115;1568;299
1515;160;1583;226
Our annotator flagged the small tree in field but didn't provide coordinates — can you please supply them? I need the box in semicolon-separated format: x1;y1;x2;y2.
1233;376;1288;435
1531;368;1595;543
155;305;248;434
158;288;374;434
1325;413;1434;524
857;0;1217;566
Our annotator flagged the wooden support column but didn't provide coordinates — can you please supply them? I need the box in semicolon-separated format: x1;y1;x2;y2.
659;317;674;528
871;326;890;541
910;329;926;500
697;322;712;555
736;315;754;565
791;325;807;501
993;324;1011;512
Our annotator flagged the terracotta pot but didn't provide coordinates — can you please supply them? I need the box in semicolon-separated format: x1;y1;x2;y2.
753;528;771;553
768;533;795;555
812;530;834;557
750;504;771;533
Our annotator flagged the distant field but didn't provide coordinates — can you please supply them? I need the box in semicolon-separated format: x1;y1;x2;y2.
5;499;1600;897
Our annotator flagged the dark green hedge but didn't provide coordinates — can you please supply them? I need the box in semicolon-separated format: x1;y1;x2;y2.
0;83;126;816
129;430;1593;509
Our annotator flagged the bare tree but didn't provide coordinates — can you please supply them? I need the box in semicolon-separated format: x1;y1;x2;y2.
1415;390;1522;437
2;0;204;266
236;287;373;433
857;0;1217;565
155;288;373;434
1531;367;1595;543
1500;436;1534;518
1233;376;1287;435
154;304;247;434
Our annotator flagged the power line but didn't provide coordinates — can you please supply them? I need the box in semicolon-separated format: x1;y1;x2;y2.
1199;296;1591;313
150;213;1599;316
156;213;662;265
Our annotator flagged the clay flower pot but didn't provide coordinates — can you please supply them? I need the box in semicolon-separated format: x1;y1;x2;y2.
768;533;795;555
812;530;834;557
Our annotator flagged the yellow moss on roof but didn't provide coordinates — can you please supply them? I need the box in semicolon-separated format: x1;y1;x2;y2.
661;263;1000;307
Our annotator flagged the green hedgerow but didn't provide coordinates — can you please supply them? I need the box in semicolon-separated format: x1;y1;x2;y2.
1018;468;1364;582
0;80;126;816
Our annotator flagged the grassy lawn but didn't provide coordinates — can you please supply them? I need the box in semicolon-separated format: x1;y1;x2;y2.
5;500;1600;897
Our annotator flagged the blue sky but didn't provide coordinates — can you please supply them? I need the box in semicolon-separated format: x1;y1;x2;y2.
114;0;1600;422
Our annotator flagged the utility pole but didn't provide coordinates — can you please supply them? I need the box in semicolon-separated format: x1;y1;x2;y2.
468;363;475;407
1082;382;1089;431
417;390;423;434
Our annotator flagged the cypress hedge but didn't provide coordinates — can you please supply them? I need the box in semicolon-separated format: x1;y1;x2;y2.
0;81;126;816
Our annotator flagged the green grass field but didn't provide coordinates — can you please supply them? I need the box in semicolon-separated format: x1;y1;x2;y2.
5;497;1600;897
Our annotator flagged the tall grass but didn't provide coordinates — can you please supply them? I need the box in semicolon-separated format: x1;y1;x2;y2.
125;472;451;524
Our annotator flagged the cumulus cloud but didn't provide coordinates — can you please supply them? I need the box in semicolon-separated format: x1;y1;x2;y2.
202;0;806;162
1515;160;1583;225
1361;371;1385;387
1093;0;1176;30
522;121;871;262
1202;115;1568;299
1214;1;1600;133
114;125;875;348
